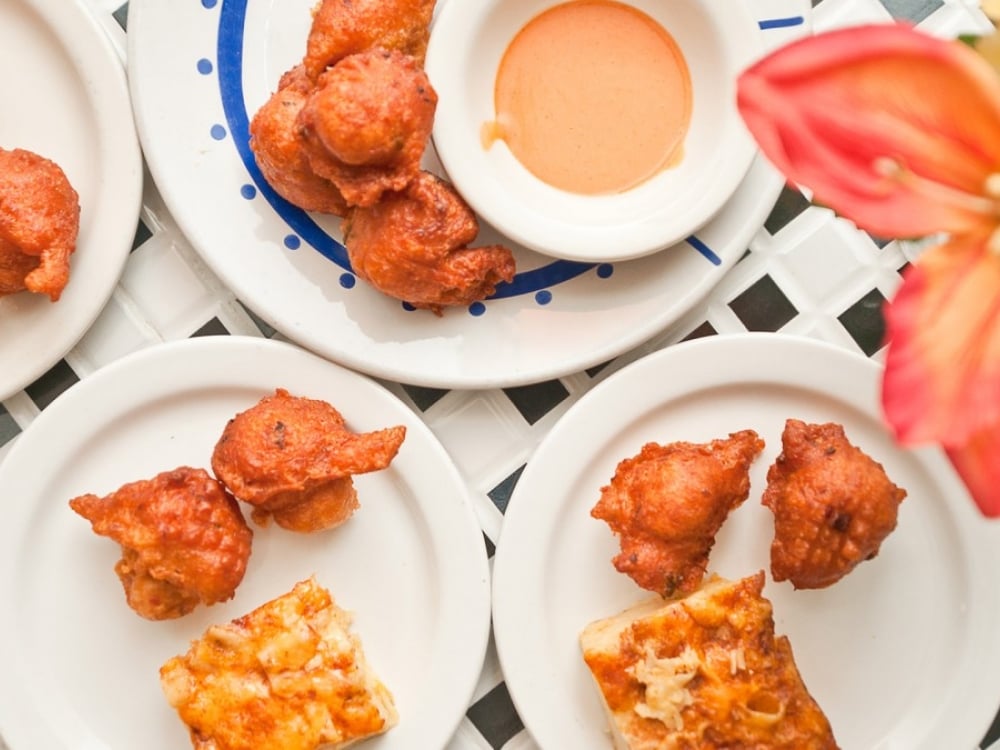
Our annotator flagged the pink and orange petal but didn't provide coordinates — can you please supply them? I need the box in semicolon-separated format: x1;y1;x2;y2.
882;237;1000;446
736;23;1000;239
946;424;1000;517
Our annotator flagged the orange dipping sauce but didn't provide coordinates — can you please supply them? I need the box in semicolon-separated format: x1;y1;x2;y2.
485;0;692;196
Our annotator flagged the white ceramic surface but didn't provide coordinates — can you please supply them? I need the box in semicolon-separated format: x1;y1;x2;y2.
126;0;810;389
492;333;1000;750
0;0;143;400
426;0;761;262
0;336;491;750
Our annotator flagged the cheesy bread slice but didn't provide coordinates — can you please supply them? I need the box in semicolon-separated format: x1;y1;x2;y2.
160;576;397;750
580;572;838;750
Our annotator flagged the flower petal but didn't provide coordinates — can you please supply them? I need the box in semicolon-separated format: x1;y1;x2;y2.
882;236;1000;445
946;423;1000;517
737;23;1000;238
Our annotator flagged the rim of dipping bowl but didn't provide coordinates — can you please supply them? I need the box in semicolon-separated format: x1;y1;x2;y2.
425;0;763;263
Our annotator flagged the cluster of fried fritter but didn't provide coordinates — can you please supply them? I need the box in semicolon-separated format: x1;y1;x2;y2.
592;420;907;595
69;389;405;620
0;147;80;301
248;0;515;313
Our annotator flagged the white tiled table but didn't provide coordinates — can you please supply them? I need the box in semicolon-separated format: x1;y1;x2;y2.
1;0;997;748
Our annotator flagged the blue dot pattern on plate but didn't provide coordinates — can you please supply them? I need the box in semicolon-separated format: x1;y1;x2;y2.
240;184;256;200
535;290;553;306
197;58;214;75
597;263;614;279
339;274;356;289
213;0;729;308
469;302;486;317
284;235;301;250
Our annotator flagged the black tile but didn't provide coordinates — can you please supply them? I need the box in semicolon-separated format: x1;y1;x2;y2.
238;301;277;338
868;233;892;249
489;465;525;514
585;359;613;378
401;384;448;412
980;705;1000;747
26;360;79;411
483;532;495;559
683;321;717;341
764;185;811;235
192;317;230;337
729;275;798;332
503;380;569;426
113;3;128;30
0;404;20;448
131;218;152;252
878;0;943;23
839;289;887;357
466;683;525;750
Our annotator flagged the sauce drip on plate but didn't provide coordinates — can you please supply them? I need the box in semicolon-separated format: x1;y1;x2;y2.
485;0;692;195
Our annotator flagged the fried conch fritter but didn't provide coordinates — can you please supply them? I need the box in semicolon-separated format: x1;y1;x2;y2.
0;147;80;301
298;49;437;207
592;430;765;597
160;577;398;750
343;171;516;314
248;65;349;215
302;0;436;81
69;467;253;621
211;388;406;532
763;419;907;589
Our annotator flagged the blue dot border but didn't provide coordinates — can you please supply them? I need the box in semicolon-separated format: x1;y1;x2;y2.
214;0;725;302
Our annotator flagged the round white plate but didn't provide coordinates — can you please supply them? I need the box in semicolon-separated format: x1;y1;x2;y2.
0;0;143;401
492;333;1000;750
0;336;491;750
127;0;810;389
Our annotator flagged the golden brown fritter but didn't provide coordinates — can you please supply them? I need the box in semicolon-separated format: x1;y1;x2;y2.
581;573;839;749
69;467;253;621
0;147;80;301
298;49;437;207
249;65;349;215
302;0;436;81
343;171;516;314
592;431;765;597
160;577;398;750
211;388;406;532
763;419;907;589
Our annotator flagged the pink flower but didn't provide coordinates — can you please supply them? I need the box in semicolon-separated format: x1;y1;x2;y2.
737;23;1000;516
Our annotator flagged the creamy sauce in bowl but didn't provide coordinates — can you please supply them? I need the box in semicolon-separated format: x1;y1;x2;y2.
485;0;692;195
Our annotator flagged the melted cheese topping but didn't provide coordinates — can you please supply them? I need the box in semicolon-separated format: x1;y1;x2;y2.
579;573;839;750
631;646;699;730
160;577;397;750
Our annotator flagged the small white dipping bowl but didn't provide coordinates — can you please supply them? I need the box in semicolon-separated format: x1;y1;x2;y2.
425;0;763;263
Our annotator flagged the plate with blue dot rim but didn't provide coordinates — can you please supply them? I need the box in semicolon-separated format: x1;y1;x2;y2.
127;0;811;389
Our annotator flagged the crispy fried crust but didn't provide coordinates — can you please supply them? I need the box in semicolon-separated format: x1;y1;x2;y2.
591;431;765;597
580;573;840;750
343;171;516;314
248;65;350;215
763;419;907;589
302;0;436;80
298;49;437;207
160;577;398;750
211;388;406;532
69;467;253;620
0;147;80;301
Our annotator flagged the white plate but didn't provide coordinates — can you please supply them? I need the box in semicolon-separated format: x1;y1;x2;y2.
126;0;810;389
0;0;143;401
0;336;491;750
492;333;1000;750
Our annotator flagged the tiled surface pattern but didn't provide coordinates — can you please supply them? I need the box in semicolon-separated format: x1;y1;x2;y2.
1;0;997;748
